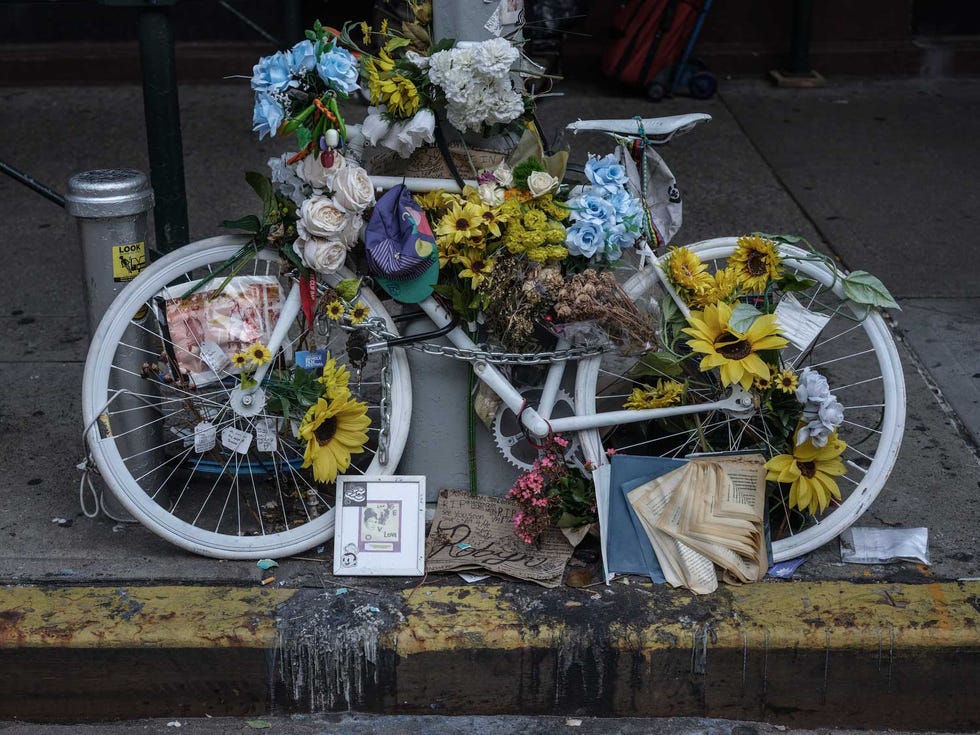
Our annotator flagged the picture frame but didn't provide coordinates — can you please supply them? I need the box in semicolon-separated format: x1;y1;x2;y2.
333;475;427;576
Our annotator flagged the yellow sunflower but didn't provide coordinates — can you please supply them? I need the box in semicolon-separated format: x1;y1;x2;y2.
324;299;345;321
765;431;847;515
692;267;740;308
377;74;420;118
480;205;504;237
624;380;685;410
436;200;484;244
246;343;272;366
298;395;371;484
682;301;789;390
348;300;370;325
753;374;772;391
729;235;782;293
458;250;494;287
666;246;714;297
231;352;250;368
775;368;799;395
414;190;451;213
317;356;351;400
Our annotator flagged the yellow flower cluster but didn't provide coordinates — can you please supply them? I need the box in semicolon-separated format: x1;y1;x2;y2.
362;49;421;119
499;194;569;263
624;380;685;410
664;237;783;308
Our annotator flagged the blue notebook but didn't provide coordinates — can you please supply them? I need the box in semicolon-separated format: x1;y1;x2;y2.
605;454;688;583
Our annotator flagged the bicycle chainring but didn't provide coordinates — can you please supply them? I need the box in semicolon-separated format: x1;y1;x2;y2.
491;387;580;470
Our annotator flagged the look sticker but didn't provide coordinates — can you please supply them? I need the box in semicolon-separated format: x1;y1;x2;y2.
112;241;147;282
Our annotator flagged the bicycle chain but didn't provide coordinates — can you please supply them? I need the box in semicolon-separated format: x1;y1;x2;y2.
362;322;609;366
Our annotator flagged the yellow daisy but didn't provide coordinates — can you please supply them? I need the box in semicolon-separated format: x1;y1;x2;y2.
753;374;772;391
246;343;272;366
624;380;685;410
348;300;370;325
666;246;714;297
682;301;789;390
765;431;847;515
729;235;782;293
436;200;484;244
775;368;799;395
298;395;371;484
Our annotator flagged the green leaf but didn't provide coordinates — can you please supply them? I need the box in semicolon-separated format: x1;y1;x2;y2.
296;125;314;152
631;351;684;379
334;278;362;302
842;271;901;310
758;232;807;245
246;721;272;730
729;302;764;333
245;170;274;204
385;36;411;51
430;38;456;54
776;272;817;294
221;215;262;234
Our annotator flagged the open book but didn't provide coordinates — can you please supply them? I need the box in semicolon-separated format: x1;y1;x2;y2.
626;454;769;594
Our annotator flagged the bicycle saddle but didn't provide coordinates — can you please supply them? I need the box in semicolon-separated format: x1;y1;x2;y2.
566;113;711;143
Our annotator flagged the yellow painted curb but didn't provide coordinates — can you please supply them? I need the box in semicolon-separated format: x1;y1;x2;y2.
394;580;980;655
0;586;293;649
1;581;978;653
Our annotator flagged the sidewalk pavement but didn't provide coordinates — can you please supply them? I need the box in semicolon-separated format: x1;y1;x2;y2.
0;75;978;724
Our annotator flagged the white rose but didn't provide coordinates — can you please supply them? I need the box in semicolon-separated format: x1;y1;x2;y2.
527;170;560;198
297;151;346;190
383;109;436;158
361;107;392;146
795;367;831;406
477;183;505;207
297;195;357;246
293;236;348;274
493;163;514;188
331;163;375;212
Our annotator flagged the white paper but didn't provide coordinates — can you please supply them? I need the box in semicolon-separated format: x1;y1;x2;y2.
775;293;832;351
198;340;230;373
840;527;929;565
255;419;278;453
194;421;216;453
221;426;253;454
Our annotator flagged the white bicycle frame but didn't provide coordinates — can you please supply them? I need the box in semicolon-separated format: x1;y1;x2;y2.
242;114;750;446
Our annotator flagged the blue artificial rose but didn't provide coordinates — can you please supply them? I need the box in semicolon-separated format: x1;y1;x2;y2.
251;51;293;93
568;191;616;226
316;46;360;94
566;220;605;258
252;92;284;139
607;187;642;219
585;153;628;194
288;39;317;77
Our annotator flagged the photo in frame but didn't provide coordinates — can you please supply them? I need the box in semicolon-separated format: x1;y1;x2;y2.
333;475;426;576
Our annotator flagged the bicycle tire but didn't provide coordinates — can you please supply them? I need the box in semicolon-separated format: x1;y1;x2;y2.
81;235;412;559
575;237;905;562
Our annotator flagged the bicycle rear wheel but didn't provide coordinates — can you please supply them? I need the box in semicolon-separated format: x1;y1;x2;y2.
575;237;905;561
82;235;411;559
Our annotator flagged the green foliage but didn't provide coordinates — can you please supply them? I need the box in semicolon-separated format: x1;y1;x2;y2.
512;156;546;190
843;270;901;310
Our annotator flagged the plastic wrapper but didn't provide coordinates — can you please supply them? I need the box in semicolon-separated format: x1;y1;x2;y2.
160;276;283;387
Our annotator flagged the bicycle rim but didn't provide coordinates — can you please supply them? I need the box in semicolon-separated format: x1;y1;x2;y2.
81;235;411;559
576;238;905;562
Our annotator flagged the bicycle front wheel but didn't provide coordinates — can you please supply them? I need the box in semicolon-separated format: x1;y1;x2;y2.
575;237;905;562
82;235;411;559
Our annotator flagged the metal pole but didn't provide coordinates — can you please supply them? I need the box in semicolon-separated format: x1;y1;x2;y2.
790;0;814;75
282;0;304;45
138;5;189;253
67;169;159;520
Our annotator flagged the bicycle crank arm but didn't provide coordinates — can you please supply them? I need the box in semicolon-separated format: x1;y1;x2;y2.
532;388;754;437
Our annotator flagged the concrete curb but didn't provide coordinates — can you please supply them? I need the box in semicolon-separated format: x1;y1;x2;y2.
2;580;978;726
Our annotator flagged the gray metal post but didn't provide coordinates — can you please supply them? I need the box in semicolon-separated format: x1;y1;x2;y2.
67;169;159;520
